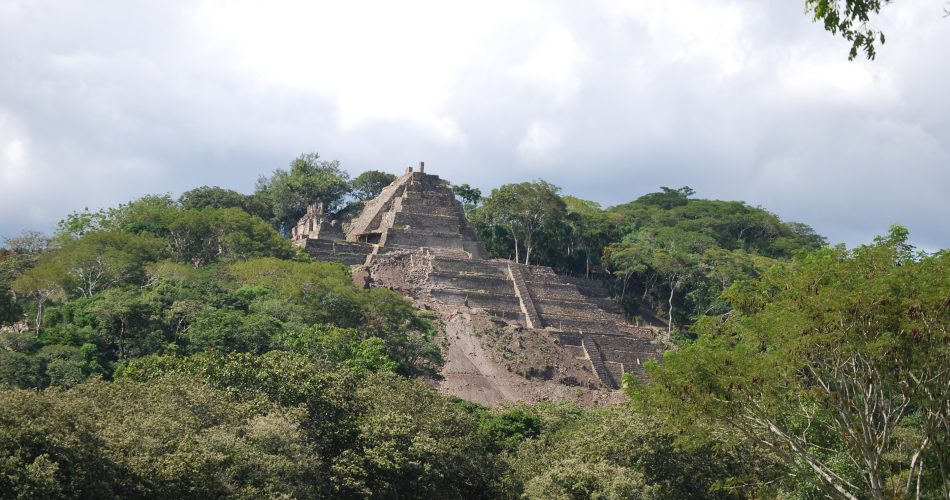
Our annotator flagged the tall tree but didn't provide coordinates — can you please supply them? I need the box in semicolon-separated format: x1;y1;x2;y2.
255;153;351;234
477;181;567;265
633;227;950;498
562;196;619;278
351;170;398;201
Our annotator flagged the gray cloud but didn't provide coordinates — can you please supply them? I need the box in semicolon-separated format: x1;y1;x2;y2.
1;0;947;250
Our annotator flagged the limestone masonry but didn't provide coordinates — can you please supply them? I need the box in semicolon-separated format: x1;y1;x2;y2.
294;163;664;390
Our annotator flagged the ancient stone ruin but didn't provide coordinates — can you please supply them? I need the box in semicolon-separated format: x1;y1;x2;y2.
295;162;664;396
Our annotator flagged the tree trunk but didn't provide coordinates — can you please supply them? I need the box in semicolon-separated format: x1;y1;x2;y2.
512;232;520;264
34;300;44;333
667;275;677;336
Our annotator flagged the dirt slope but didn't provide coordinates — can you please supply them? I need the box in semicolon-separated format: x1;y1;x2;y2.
363;251;624;408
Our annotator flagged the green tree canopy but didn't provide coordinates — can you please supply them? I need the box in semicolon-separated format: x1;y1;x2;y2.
476;180;568;265
255;153;351;234
806;0;889;60
632;227;950;498
350;170;397;202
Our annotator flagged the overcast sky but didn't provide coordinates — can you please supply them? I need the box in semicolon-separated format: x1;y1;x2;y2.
1;0;948;250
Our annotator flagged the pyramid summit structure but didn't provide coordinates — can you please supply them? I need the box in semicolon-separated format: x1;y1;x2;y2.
294;163;664;390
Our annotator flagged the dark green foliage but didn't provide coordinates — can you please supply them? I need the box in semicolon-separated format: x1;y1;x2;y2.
632;228;950;498
179;185;271;221
3;166;943;499
479;408;542;450
499;403;771;498
805;0;889;60
605;188;825;332
0;282;18;325
452;183;482;205
475;180;568;266
350;170;397;201
255;152;351;234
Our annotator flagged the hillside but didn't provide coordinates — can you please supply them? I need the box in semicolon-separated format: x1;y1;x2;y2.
1;155;947;498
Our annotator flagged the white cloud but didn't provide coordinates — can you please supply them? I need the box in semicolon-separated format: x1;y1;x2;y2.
0;112;32;187
0;0;948;250
512;28;586;106
517;121;563;161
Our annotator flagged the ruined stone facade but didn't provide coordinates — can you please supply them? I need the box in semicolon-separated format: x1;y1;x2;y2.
291;202;342;243
294;163;664;390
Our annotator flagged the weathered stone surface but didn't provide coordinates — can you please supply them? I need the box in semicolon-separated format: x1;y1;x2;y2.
291;165;666;392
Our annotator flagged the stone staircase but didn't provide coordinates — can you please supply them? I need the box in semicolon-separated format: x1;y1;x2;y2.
295;166;664;390
581;336;617;388
426;256;662;389
507;262;542;329
303;239;374;266
428;256;526;323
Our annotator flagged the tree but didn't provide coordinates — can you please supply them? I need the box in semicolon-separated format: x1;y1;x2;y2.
562;196;619;278
255;153;351;234
350;170;397;201
179;185;271;221
806;0;889;60
11;258;67;332
477;181;567;265
633;186;694;209
14;232;163;300
167;208;292;267
452;183;482;206
633;227;950;498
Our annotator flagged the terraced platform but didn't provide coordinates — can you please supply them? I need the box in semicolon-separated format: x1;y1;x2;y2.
293;164;665;389
428;254;663;388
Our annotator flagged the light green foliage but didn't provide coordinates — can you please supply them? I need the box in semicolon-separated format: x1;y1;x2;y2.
476;180;568;265
168;207;293;267
331;373;500;498
277;324;400;373
117;352;501;498
16;232;164;299
522;458;651;500
0;375;322;498
228;258;440;375
562;196;620;279
805;0;888;60
255;152;351;234
632;227;950;498
501;403;764;498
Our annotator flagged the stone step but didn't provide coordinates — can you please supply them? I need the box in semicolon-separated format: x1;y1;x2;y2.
534;297;605;317
393;212;461;233
541;315;617;335
384;228;467;250
303;239;374;265
508;263;542;329
430;288;522;314
428;271;518;295
522;281;589;302
432;258;509;277
582;337;618;388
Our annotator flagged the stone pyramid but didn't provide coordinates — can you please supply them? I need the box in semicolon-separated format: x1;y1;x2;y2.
294;163;664;389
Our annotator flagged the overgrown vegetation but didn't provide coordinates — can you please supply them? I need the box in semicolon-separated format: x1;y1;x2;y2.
471;182;825;339
1;153;946;498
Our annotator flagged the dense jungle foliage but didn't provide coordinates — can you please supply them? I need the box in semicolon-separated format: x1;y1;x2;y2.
1;153;946;498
